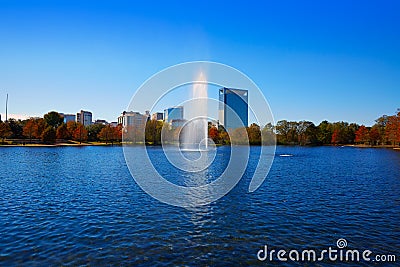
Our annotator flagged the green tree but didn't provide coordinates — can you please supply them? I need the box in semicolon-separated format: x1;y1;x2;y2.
145;119;161;144
346;123;359;144
374;115;388;145
247;123;261;145
86;124;105;141
230;127;248;145
0;122;12;144
261;123;276;145
44;111;63;129
297;121;317;145
7;118;24;138
302;121;319;145
275;120;290;144
41;126;56;143
317;120;333;144
288;121;299;144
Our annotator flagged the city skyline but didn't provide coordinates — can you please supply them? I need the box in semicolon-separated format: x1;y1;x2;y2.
1;1;400;126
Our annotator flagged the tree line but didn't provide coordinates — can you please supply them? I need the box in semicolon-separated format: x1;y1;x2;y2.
270;110;400;146
1;110;399;147
0;111;122;144
143;110;400;147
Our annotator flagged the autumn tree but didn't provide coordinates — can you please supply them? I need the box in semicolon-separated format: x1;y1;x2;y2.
56;123;70;140
385;115;399;146
368;126;380;146
355;125;369;144
331;129;340;145
397;111;400;145
23;118;38;143
73;123;88;143
114;124;122;142
208;126;219;143
330;122;358;144
0;122;12;144
35;118;47;139
218;126;230;145
98;125;115;144
66;121;77;136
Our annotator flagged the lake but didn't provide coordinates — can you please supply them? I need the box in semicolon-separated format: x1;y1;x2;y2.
0;146;399;266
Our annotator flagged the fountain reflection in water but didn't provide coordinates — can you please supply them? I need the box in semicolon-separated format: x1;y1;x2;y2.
181;72;209;151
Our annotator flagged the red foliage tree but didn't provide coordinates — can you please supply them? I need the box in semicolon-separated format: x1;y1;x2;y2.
114;124;122;142
368;127;380;145
73;123;88;143
98;125;114;144
66;121;77;135
34;118;47;139
331;129;340;145
208;126;219;142
385;115;399;146
397;111;400;144
56;124;71;140
23;118;38;143
355;125;369;144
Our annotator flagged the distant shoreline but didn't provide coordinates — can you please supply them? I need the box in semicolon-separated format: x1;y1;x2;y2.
1;142;399;151
0;142;121;147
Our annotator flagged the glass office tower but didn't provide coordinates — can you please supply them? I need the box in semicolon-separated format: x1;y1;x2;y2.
164;106;184;123
219;88;248;131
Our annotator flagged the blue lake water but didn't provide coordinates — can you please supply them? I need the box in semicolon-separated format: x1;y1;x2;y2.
0;146;399;266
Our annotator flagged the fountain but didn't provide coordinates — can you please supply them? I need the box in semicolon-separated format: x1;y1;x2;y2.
181;72;208;151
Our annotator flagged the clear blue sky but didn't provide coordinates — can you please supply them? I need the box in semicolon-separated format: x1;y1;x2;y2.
0;0;399;125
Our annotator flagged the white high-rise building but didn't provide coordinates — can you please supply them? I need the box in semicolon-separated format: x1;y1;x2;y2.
118;111;148;128
76;110;93;126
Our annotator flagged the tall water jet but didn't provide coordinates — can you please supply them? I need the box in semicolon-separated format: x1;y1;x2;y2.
181;72;208;151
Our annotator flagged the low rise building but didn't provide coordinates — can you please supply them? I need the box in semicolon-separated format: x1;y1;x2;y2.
61;114;76;123
94;119;108;125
